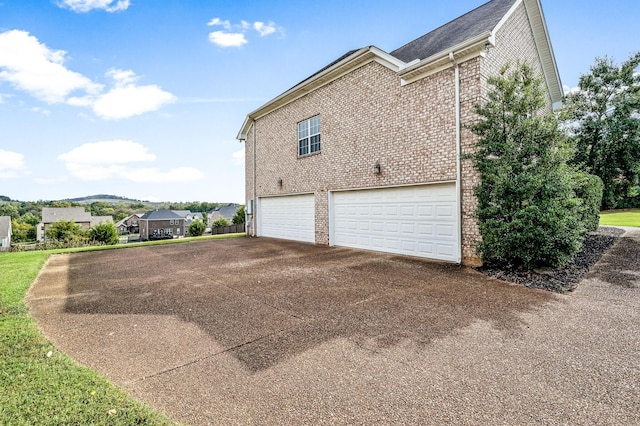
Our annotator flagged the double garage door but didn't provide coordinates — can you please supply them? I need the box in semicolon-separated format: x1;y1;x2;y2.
259;183;460;262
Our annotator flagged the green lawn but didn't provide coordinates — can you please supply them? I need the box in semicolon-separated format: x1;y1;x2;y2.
0;234;242;425
599;209;640;227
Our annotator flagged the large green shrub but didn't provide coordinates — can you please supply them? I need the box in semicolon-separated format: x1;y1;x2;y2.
88;222;119;245
572;171;603;232
212;217;230;228
470;62;589;269
45;220;88;245
188;219;205;236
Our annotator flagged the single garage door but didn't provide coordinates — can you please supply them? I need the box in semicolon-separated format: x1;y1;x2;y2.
331;183;460;262
259;194;315;243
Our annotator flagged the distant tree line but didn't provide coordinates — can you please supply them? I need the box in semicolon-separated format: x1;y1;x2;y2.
0;198;235;244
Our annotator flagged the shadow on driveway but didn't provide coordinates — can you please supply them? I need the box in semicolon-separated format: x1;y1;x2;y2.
33;238;552;374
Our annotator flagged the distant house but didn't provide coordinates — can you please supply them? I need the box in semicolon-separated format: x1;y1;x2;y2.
208;203;240;225
115;213;141;234
139;210;185;240
0;216;12;250
37;207;113;241
173;210;204;225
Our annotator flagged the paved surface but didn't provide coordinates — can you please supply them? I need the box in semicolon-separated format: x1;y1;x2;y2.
26;230;640;425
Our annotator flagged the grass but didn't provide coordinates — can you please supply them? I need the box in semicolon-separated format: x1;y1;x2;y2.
599;209;640;227
0;234;244;425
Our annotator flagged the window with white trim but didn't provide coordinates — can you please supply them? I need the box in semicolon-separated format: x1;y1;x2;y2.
298;115;321;156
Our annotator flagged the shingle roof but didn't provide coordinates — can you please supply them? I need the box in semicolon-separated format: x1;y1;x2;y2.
0;216;11;238
390;0;518;62
211;203;239;221
42;207;91;223
91;216;113;226
140;209;183;220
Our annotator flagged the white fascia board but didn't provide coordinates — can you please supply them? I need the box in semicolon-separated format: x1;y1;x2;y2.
399;32;492;85
523;0;563;105
236;46;406;140
493;0;524;34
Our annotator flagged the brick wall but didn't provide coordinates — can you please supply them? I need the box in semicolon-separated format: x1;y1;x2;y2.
243;2;554;265
246;61;458;245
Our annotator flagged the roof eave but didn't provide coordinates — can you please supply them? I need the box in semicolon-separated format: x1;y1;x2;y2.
236;46;406;140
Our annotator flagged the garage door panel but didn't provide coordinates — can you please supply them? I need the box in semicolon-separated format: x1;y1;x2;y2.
332;184;459;262
259;194;315;243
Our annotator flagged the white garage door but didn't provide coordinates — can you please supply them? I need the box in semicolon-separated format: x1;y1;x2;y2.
331;184;460;262
259;194;315;243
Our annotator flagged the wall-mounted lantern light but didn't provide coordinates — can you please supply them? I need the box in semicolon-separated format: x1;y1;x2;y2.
277;178;283;187
374;162;381;174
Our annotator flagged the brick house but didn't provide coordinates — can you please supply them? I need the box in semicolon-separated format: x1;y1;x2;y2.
236;0;562;265
115;213;141;234
139;210;185;240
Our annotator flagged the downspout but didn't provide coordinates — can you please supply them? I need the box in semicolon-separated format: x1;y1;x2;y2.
452;53;463;264
252;120;257;237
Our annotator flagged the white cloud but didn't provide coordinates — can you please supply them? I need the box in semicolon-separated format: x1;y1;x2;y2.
232;149;245;166
207;18;231;30
563;84;580;95
58;140;204;183
0;31;175;120
92;80;177;120
208;31;247;48
58;140;156;164
0;149;27;178
57;0;130;13
0;30;102;104
253;21;277;37
207;18;283;48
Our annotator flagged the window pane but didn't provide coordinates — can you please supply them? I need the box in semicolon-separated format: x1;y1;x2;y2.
310;116;320;135
310;134;321;153
298;121;308;139
299;138;309;156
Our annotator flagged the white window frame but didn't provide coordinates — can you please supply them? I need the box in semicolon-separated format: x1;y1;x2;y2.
298;115;321;157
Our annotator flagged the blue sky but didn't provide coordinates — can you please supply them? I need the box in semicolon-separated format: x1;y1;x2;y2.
0;0;638;203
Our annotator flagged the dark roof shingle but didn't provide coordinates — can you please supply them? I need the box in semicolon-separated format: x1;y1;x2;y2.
390;0;517;62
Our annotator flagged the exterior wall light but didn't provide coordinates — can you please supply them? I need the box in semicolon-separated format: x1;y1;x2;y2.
277;178;283;187
374;162;381;174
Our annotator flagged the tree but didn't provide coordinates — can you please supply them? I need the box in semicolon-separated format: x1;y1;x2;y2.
212;217;230;228
88;222;119;245
0;203;19;220
90;201;115;217
19;212;39;226
561;52;640;209
10;220;35;242
469;62;599;269
46;220;87;244
188;219;205;237
232;205;245;224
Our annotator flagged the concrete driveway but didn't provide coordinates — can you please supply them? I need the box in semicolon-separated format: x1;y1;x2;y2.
26;231;640;425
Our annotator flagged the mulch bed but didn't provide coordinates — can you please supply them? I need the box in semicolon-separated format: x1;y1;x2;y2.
477;227;625;293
